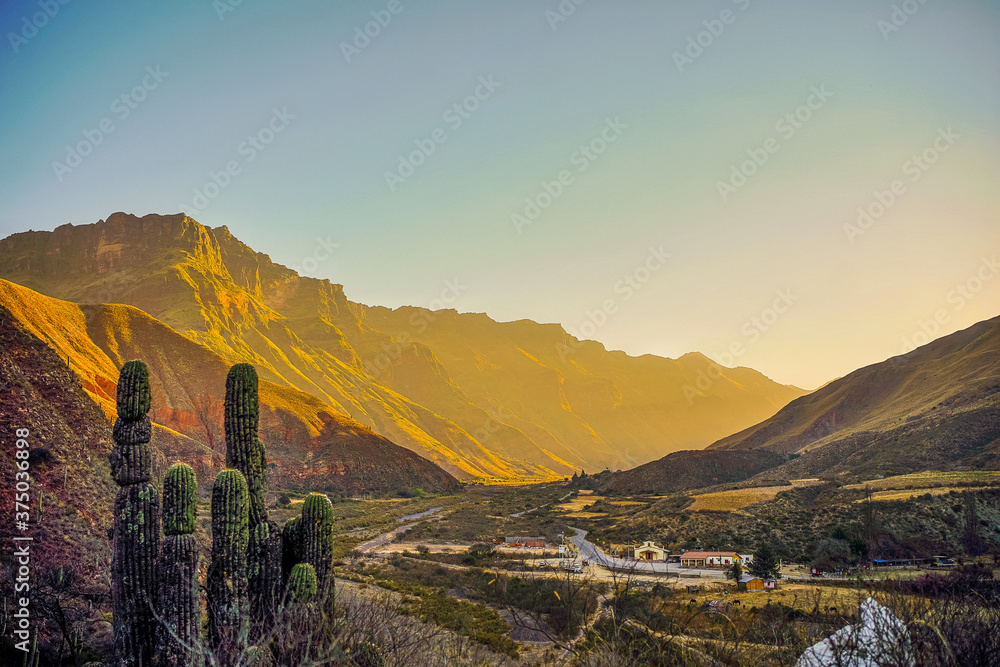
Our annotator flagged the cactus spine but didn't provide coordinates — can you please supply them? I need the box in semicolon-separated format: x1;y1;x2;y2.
157;463;201;666
110;361;160;667
301;492;335;595
207;468;250;660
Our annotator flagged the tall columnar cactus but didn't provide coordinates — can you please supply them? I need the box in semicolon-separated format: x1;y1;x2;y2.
110;360;160;667
301;492;335;594
224;364;266;529
287;563;318;604
249;519;283;629
208;468;250;660
225;363;277;629
157;463;201;667
281;516;303;583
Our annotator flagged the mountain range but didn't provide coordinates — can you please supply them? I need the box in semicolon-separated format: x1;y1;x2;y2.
603;314;1000;492
0;212;806;480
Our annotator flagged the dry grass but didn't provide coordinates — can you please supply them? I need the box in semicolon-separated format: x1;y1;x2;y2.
843;470;1000;491
688;486;794;513
688;479;825;513
554;494;605;512
855;485;996;503
686;581;870;613
607;500;646;506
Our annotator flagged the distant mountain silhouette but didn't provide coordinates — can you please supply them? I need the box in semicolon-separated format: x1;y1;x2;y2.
706;315;1000;479
0;279;459;495
0;212;806;479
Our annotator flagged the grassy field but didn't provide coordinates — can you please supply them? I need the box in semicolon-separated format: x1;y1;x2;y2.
265;491;464;558
688;480;825;513
843;470;1000;491
688;485;795;513
859;485;997;503
554;492;604;512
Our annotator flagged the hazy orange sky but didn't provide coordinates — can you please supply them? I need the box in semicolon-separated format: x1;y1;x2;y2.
1;1;998;389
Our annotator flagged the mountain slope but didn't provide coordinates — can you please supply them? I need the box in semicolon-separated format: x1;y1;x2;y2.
706;315;1000;479
0;212;807;478
601;449;787;495
0;279;459;495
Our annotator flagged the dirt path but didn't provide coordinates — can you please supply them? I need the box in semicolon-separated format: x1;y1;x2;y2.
356;506;451;553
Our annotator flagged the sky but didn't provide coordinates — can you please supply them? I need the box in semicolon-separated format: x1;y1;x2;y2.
1;0;998;390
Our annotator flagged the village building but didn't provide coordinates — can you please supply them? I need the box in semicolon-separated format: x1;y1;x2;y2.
739;575;772;591
679;551;753;568
504;536;546;548
633;540;667;562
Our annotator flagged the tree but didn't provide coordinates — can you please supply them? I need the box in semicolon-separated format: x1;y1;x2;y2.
749;541;780;581
860;486;880;563
812;538;852;572
961;492;988;557
725;561;743;585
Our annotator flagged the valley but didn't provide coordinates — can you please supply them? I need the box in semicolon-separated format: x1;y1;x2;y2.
0;214;997;666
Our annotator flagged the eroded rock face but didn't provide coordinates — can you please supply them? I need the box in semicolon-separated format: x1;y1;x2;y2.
0;212;809;481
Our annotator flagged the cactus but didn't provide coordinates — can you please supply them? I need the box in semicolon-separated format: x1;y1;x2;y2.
224;364;266;526
249;519;283;629
162;463;198;536
157;469;202;665
109;437;152;485
207;468;250;660
110;361;160;667
116;360;152;421
224;364;277;629
287;563;318;603
281;516;303;583
301;492;335;594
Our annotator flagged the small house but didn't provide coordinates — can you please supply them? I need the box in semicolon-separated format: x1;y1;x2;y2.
739;575;766;592
634;540;667;562
680;551;743;568
504;536;546;548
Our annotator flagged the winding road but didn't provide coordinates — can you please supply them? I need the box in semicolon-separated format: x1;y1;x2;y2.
568;527;724;578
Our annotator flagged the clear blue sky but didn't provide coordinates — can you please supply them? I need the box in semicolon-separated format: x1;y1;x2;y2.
1;0;998;389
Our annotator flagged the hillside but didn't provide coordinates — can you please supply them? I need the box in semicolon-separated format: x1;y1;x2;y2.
0;212;806;479
0;301;118;655
706;315;1000;480
600;449;788;495
0;279;460;496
